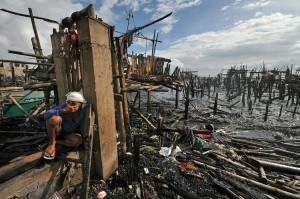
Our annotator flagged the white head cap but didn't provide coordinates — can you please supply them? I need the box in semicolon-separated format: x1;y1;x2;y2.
66;92;86;105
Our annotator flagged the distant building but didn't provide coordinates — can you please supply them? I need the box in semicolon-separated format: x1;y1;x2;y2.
0;62;26;87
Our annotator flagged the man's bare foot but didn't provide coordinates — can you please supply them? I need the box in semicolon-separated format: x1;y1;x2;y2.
43;145;56;160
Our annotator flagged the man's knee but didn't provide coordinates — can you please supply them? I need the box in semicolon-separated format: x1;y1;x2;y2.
73;134;83;146
46;115;62;126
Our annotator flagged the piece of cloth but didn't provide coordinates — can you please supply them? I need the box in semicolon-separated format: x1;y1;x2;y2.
44;102;85;135
193;137;206;149
194;133;212;139
66;92;86;105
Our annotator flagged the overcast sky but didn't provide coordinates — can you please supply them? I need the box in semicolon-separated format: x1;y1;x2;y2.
0;0;299;76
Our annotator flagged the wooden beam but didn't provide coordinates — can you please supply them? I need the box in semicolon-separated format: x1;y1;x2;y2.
0;8;59;24
0;152;82;198
77;17;118;180
110;27;126;155
81;106;95;199
0;59;53;66
0;151;42;183
8;50;49;59
50;31;69;103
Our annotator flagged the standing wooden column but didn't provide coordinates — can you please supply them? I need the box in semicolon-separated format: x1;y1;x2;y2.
175;85;179;109
10;63;15;86
50;30;69;103
115;37;132;152
184;88;189;120
77;17;118;179
147;90;152;113
213;92;218;115
264;102;269;122
110;26;126;155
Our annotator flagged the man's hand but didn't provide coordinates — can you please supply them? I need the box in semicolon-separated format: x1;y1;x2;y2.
62;102;81;113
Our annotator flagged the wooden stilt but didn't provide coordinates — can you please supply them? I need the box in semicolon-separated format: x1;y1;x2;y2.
175;85;179;109
264;102;269;121
77;17;118;179
110;27;126;155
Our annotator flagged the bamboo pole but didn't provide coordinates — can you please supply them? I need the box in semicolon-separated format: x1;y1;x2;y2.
0;8;58;23
193;160;300;199
0;59;53;66
29;8;42;55
8;50;49;59
81;106;95;199
129;104;156;130
8;95;39;124
110;26;126;155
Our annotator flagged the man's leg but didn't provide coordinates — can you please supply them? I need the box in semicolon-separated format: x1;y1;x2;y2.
56;133;82;147
44;115;62;158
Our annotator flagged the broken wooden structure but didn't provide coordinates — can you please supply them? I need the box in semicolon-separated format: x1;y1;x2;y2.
0;4;178;198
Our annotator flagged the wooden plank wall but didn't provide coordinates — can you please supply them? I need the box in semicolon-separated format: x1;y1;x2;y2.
0;152;82;198
50;31;70;103
77;17;118;180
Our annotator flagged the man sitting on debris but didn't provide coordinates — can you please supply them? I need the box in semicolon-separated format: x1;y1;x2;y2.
43;92;86;160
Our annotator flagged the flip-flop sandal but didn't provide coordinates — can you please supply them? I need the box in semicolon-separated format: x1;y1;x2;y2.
43;149;56;160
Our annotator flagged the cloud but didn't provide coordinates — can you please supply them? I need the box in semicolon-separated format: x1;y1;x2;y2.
155;13;300;76
116;0;152;12
242;0;272;10
96;0;119;24
143;6;154;14
255;12;263;17
221;6;230;11
232;0;242;6
153;0;202;34
0;0;83;60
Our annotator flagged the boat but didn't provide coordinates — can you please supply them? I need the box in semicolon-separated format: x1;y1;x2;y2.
1;99;43;118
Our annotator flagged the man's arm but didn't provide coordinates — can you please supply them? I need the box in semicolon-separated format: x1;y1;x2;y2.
44;103;67;119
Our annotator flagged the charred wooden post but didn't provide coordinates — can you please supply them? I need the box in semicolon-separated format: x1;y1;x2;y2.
50;30;70;103
171;133;180;157
175;85;179;109
201;84;204;98
254;80;258;102
213;92;218;115
184;88;190;120
111;27;126;155
279;104;283;118
10;63;15;86
129;105;156;130
77;16;118;179
133;135;140;169
115;37;132;152
147;90;152;113
242;89;245;107
248;99;252;112
293;106;297;118
24;65;30;83
44;90;51;110
207;76;211;98
29;8;43;56
190;75;195;98
264;102;269;122
81;107;95;199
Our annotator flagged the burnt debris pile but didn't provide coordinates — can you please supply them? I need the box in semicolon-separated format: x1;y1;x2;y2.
67;64;300;199
1;4;300;199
